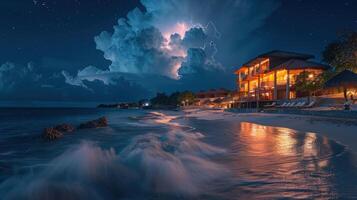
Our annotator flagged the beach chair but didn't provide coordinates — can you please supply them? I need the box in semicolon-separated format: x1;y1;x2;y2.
296;101;306;108
264;102;276;108
294;102;301;107
282;102;291;108
292;102;300;108
277;102;287;108
288;102;296;108
304;101;315;108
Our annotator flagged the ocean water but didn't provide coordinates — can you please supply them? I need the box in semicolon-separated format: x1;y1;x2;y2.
0;108;357;199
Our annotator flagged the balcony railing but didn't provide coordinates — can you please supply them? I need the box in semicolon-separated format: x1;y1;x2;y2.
240;69;271;82
239;74;296;86
249;69;268;77
260;81;274;88
238;91;274;101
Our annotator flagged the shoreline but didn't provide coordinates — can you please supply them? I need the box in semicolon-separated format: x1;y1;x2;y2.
184;109;357;153
237;113;357;152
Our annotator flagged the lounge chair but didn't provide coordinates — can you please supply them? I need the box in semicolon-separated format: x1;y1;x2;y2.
277;102;287;108
304;101;315;108
288;102;297;107
292;102;301;108
294;102;301;107
264;102;276;108
296;101;306;108
284;102;292;107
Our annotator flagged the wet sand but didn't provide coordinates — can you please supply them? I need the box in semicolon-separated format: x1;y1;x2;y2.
2;108;357;199
184;109;357;153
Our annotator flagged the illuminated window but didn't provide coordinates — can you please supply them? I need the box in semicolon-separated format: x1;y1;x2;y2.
276;70;287;85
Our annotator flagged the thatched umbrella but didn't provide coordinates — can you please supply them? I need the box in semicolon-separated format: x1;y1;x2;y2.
325;70;357;101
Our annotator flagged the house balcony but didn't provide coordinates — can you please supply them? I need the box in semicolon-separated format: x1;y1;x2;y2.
238;88;274;101
250;69;269;77
260;81;274;89
240;69;270;82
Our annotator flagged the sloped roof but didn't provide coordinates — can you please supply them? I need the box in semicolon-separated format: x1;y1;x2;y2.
261;50;314;59
196;88;230;95
243;50;314;66
272;59;331;70
213;98;223;103
325;70;357;88
220;96;234;103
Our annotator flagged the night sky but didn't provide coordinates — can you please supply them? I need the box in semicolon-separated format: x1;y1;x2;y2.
0;0;141;69
0;0;356;103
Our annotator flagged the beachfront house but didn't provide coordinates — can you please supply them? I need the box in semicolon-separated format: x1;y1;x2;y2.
195;89;233;108
234;50;330;105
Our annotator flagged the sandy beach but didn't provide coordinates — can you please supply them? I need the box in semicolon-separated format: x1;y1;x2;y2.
2;108;357;199
185;109;357;153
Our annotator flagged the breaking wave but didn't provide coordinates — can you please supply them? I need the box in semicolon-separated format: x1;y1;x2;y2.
0;114;228;200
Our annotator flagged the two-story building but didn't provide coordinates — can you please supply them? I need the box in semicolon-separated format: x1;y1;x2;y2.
195;89;232;108
235;50;330;103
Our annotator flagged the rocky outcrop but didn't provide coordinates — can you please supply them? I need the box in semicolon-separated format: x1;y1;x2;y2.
54;123;76;133
42;117;108;141
43;127;63;141
78;117;108;129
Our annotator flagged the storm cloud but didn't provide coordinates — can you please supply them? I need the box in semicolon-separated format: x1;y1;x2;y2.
65;0;280;93
1;0;280;102
93;21;220;79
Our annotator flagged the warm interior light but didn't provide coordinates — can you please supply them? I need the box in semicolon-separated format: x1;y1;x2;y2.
308;74;314;78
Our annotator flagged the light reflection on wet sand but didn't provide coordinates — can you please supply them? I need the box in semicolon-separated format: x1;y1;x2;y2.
229;122;339;199
133;112;357;199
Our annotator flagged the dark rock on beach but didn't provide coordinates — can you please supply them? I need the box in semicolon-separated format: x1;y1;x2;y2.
42;123;74;140
42;118;108;141
42;127;63;141
78;117;108;129
54;123;76;132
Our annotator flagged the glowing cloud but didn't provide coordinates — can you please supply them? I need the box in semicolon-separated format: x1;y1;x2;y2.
163;22;190;42
61;0;280;96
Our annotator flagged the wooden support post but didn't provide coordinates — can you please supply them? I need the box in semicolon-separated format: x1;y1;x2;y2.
238;72;241;91
286;69;290;100
247;80;250;99
257;75;260;109
257;76;260;101
274;71;277;100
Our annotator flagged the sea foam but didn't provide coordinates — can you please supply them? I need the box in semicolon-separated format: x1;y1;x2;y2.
0;128;228;199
